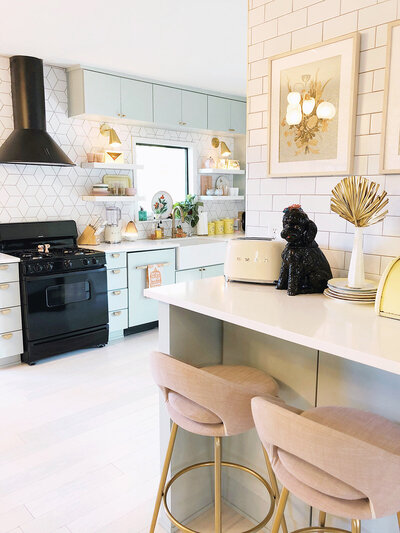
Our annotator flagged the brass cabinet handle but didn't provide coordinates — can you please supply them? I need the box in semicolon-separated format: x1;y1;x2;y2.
136;262;170;270
112;253;120;258
0;308;11;315
182;122;187;125
112;311;122;316
2;333;12;340
111;269;121;274
0;284;9;290
229;128;235;132
0;265;9;270
112;290;121;296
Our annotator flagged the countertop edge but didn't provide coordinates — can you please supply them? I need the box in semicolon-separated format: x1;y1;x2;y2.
144;281;400;376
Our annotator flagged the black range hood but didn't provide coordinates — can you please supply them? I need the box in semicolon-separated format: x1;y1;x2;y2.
0;56;75;167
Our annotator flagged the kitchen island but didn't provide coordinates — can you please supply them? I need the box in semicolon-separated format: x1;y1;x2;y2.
145;277;400;533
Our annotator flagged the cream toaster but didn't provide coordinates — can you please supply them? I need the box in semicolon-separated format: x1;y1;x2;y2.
224;238;284;284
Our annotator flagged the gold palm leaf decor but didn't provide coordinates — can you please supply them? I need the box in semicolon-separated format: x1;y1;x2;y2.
331;176;389;289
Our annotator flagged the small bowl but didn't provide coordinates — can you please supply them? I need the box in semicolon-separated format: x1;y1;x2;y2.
206;188;215;196
125;187;137;196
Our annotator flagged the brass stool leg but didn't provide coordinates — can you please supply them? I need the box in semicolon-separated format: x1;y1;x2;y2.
271;487;289;533
214;437;222;533
319;511;327;527
351;519;361;533
397;512;400;531
262;446;288;533
150;423;178;533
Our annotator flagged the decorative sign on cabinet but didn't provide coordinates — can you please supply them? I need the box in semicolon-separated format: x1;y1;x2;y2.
128;249;176;328
67;67;246;134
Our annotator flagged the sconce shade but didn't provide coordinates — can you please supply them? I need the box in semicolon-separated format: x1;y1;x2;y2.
100;123;121;147
108;128;121;147
220;141;231;157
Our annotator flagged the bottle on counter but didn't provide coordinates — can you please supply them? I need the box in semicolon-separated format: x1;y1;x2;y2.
139;207;147;221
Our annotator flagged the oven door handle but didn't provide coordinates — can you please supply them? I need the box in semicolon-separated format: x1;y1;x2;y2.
24;266;107;282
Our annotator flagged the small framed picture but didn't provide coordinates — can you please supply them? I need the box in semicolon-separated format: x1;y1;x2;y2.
381;21;400;174
268;32;359;177
104;150;124;164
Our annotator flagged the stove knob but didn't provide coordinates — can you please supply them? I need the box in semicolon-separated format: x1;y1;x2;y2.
64;259;73;269
34;263;43;273
82;258;89;266
26;264;34;274
92;258;98;265
44;262;53;272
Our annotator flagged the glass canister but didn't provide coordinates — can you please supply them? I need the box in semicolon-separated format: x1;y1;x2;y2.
224;218;234;234
215;219;225;235
208;221;216;236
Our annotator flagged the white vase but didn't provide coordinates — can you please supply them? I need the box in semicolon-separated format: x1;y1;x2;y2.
348;226;366;288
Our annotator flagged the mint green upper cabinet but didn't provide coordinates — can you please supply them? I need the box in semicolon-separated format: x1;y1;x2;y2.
181;91;207;129
121;78;153;122
83;70;121;118
230;100;246;134
207;96;231;132
153;85;182;126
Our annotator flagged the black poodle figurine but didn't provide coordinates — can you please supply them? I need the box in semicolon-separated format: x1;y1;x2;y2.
276;205;332;296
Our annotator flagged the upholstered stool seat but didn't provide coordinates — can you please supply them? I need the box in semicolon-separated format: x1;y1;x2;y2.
251;397;400;533
166;364;279;436
149;352;285;533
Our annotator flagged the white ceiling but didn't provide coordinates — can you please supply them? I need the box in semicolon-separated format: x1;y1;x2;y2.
0;0;247;97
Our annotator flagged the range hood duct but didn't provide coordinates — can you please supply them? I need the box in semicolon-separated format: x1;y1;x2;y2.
0;56;75;166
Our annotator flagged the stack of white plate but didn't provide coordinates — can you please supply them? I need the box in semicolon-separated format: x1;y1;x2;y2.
324;278;378;305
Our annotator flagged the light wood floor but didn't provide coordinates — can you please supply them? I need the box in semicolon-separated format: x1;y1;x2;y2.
0;330;255;533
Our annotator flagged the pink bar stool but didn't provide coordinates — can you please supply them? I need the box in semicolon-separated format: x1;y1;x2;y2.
149;351;287;533
251;396;400;533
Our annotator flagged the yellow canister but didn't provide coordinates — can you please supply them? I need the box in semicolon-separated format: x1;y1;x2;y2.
224;218;234;234
215;219;225;235
208;221;216;236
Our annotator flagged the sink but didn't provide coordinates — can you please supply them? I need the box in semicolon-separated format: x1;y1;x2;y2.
177;237;225;246
176;238;228;270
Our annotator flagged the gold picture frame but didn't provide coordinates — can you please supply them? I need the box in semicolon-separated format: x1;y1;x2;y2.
267;32;360;177
380;20;400;174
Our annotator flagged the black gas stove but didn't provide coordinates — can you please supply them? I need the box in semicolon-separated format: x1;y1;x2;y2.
0;220;109;365
12;246;105;275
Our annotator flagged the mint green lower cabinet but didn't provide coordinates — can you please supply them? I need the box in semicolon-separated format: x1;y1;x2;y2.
128;249;176;327
175;264;224;283
202;264;224;278
175;268;202;283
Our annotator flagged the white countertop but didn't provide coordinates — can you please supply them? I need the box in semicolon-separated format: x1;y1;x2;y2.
83;233;241;253
0;253;20;264
145;277;400;376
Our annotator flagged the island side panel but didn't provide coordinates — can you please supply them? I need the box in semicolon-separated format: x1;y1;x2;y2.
316;352;400;533
222;322;319;531
157;303;224;530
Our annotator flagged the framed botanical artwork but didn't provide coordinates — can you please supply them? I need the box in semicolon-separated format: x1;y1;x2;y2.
381;21;400;174
268;33;360;177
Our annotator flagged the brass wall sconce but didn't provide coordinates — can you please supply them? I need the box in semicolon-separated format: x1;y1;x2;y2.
211;137;231;157
100;124;121;147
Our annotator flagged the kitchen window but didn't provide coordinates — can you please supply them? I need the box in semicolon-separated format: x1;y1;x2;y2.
135;143;189;213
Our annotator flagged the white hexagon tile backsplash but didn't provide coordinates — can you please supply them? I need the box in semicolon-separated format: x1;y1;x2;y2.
0;58;244;238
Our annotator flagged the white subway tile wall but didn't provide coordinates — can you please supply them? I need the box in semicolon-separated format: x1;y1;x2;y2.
0;58;243;239
247;0;400;278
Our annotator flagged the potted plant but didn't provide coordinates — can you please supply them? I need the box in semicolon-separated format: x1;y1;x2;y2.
173;195;203;236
